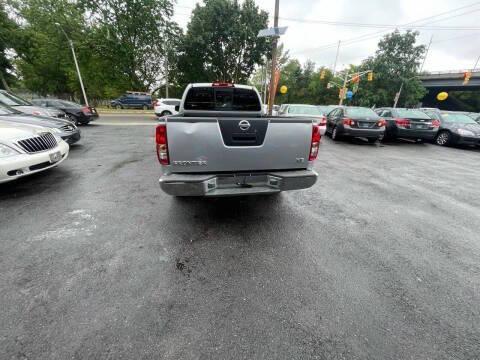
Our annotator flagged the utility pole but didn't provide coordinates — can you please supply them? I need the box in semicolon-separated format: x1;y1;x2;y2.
55;23;89;107
332;40;341;77
165;54;169;98
393;82;403;108
338;71;349;106
263;59;269;106
267;0;280;115
420;35;433;73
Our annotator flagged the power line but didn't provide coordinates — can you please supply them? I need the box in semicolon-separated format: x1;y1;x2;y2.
291;2;480;55
279;17;480;30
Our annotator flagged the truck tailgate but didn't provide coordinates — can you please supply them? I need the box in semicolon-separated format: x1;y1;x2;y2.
165;117;313;173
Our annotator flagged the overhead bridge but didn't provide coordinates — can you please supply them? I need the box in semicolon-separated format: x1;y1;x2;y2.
419;70;480;91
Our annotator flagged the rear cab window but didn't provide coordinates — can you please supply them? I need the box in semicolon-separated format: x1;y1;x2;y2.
184;86;261;111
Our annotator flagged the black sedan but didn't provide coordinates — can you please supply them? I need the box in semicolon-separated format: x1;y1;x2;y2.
374;107;439;142
31;99;97;125
421;109;480;147
326;106;385;143
0;103;81;145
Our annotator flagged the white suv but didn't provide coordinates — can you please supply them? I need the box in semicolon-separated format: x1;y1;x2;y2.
154;98;181;117
0;120;69;184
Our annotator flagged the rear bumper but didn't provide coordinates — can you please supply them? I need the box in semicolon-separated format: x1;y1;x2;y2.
342;127;384;138
159;169;318;196
391;128;437;140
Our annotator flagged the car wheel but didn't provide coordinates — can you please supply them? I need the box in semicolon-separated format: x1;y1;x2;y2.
435;131;451;146
367;138;378;144
160;111;172;116
331;126;341;141
115;105;122;110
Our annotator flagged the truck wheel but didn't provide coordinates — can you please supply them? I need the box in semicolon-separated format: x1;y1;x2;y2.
161;111;172;116
115;105;122;110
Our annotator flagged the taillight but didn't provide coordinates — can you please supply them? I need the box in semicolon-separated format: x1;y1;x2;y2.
431;119;440;127
212;82;234;87
156;124;169;165
343;118;354;126
82;106;92;115
309;125;321;161
377;119;386;127
319;116;327;126
394;118;410;128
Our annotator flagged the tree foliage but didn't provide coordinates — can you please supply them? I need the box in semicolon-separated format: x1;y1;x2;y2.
8;0;177;101
354;30;427;107
0;2;19;89
178;0;270;84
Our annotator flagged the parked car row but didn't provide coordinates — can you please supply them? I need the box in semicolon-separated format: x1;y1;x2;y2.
0;89;97;125
0;90;87;184
277;103;480;148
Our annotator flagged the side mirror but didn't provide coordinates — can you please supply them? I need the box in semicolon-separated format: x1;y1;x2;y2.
174;105;180;112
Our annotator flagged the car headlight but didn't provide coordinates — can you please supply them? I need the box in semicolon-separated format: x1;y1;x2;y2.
51;128;62;134
457;129;475;137
0;144;21;158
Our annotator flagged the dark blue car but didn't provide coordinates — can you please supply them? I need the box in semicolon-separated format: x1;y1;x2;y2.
110;92;152;110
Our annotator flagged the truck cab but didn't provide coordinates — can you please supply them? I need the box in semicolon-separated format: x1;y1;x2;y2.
156;82;320;196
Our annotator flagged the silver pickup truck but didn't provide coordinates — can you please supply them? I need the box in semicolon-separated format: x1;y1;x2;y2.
156;82;320;196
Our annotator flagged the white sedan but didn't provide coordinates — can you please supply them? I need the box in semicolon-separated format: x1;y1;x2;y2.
154;98;181;117
278;104;328;135
0;120;69;184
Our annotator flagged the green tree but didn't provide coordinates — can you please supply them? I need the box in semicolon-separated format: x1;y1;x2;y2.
83;0;177;92
0;2;19;89
274;61;337;105
178;0;270;84
355;30;427;107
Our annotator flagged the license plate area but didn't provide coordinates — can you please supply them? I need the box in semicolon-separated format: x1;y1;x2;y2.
49;151;62;163
210;174;280;190
358;122;373;128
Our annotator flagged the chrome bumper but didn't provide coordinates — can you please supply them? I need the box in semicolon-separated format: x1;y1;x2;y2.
159;169;318;196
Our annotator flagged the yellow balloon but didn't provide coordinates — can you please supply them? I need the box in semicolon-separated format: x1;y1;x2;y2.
437;92;448;101
280;85;288;94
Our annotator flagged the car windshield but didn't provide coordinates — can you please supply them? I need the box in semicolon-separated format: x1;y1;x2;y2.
0;91;32;106
0;104;22;115
441;113;477;124
346;107;378;117
288;105;323;115
396;109;429;119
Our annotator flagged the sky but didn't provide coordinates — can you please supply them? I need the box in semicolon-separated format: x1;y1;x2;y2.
173;0;480;72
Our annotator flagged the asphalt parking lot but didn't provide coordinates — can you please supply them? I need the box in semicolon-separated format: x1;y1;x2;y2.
1;114;479;360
